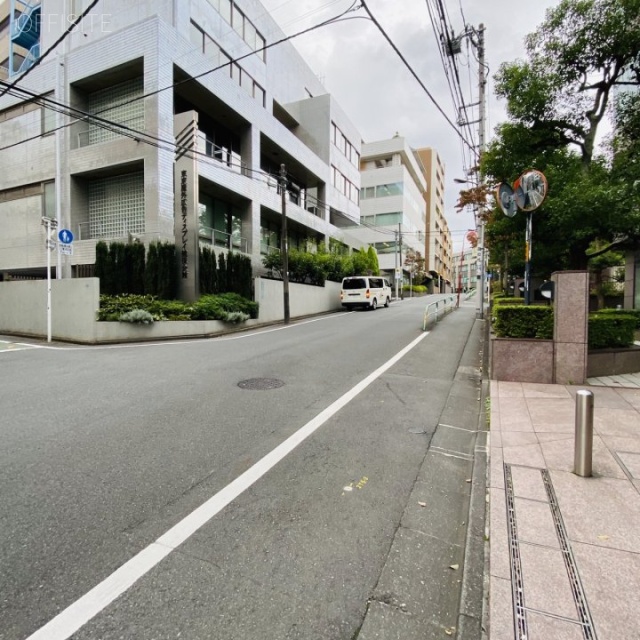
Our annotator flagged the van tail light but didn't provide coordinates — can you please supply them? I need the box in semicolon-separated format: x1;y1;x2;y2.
366;289;371;298
340;292;344;300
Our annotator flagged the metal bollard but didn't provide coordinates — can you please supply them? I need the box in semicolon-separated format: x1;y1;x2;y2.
574;390;594;477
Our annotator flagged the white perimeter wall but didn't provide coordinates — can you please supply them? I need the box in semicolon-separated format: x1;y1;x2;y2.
0;277;343;343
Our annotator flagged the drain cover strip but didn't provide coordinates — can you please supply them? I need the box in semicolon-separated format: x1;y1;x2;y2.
541;468;597;640
504;464;598;640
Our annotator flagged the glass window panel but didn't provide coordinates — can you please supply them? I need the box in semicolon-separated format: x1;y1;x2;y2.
190;21;204;52
256;33;266;60
232;5;243;36
244;20;256;50
43;181;56;217
205;36;220;65
241;69;253;93
232;62;241;83
376;212;402;226
42;99;56;134
254;83;265;107
220;0;231;23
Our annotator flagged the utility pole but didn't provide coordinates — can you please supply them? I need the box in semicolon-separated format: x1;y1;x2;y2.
477;23;487;320
398;223;403;300
279;164;290;324
394;229;399;300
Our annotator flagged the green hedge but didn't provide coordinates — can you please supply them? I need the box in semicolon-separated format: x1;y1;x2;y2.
596;308;640;329
588;314;636;349
98;293;258;323
492;296;524;306
402;284;427;293
493;305;554;339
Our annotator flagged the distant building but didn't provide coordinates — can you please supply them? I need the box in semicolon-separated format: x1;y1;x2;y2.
452;247;478;294
0;0;366;289
415;147;452;292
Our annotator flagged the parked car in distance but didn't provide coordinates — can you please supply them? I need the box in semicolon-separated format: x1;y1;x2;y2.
340;276;392;310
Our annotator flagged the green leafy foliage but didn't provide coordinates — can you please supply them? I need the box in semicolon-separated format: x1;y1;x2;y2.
98;293;258;322
493;305;554;339
119;309;154;325
597;308;640;330
588;314;636;349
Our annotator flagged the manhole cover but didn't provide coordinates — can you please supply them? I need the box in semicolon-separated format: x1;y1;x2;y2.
238;378;285;390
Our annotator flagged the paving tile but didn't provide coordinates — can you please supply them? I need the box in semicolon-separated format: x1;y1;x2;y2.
550;470;640;553
580;387;639;409
615;388;640;410
526;612;584;640
491;408;502;431
510;465;547;502
522;384;572;399
501;432;540;448
573;542;640;640
490;380;499;397
519;544;578;619
497;381;523;397
617;451;640;479
531;421;575;434
489;576;515;640
594;409;640;438
490;447;505;490
600;436;640;454
526;398;576;426
502;443;546;468
540;435;627;479
498;398;532;430
489;488;510;580
535;432;573;443
514;497;558;548
491;431;503;448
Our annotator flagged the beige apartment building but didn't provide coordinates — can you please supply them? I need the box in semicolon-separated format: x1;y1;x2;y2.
415;147;452;293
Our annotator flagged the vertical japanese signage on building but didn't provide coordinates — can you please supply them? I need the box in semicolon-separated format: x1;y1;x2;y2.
180;169;188;278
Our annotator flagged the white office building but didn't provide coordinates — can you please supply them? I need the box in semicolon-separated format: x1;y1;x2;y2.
0;0;365;291
355;135;427;284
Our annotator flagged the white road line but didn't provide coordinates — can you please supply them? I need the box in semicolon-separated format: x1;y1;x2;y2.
25;331;429;640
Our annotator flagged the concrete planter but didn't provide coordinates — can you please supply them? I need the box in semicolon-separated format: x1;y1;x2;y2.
490;336;554;384
587;346;640;377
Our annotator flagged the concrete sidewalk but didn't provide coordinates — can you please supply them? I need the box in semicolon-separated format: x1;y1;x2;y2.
488;380;640;640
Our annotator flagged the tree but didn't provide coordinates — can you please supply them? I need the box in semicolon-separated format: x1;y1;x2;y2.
480;0;640;273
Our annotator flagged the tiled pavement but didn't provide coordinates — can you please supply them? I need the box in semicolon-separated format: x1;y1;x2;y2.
488;380;640;640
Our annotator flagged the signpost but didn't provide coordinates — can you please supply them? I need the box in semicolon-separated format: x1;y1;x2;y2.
496;170;548;304
42;217;58;343
58;228;74;257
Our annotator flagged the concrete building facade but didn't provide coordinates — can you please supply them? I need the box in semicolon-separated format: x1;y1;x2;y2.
415;147;452;292
355;135;427;285
0;0;365;284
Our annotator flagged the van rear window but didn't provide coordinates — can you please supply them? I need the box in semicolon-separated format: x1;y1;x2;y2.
343;278;367;289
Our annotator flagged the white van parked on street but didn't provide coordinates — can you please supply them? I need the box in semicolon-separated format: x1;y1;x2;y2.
340;276;392;310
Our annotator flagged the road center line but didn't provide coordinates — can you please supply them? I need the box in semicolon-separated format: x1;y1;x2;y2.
25;331;429;640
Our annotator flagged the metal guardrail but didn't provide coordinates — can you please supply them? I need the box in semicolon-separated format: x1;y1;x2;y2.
422;295;457;331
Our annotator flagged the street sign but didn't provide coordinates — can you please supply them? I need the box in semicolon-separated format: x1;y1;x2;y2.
58;229;74;244
59;243;73;256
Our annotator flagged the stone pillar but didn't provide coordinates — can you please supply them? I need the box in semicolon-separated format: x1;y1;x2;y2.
553;270;589;384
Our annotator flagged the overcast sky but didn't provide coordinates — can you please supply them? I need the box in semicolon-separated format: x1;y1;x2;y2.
259;0;560;251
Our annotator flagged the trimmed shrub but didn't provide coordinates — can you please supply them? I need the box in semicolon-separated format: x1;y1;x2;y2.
596;308;640;330
588;314;636;349
493;305;553;339
119;309;154;325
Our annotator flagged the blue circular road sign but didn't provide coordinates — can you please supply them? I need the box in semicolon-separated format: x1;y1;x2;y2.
58;229;74;244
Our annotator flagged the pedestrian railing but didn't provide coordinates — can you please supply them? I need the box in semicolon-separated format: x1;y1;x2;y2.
422;295;457;331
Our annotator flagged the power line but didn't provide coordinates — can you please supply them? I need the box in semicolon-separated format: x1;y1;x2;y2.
358;0;475;156
0;0;101;99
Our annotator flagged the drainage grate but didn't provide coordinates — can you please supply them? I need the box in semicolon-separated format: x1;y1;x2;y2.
504;464;528;640
237;378;285;390
541;469;598;640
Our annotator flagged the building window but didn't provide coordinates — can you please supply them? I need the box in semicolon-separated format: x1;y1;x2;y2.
88;172;144;239
190;20;205;53
42;93;56;134
331;121;359;168
43;181;56;217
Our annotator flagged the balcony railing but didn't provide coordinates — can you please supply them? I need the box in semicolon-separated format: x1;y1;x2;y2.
199;225;249;254
197;133;248;176
77;115;145;148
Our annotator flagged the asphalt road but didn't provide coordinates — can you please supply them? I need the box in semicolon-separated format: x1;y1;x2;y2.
0;295;484;640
